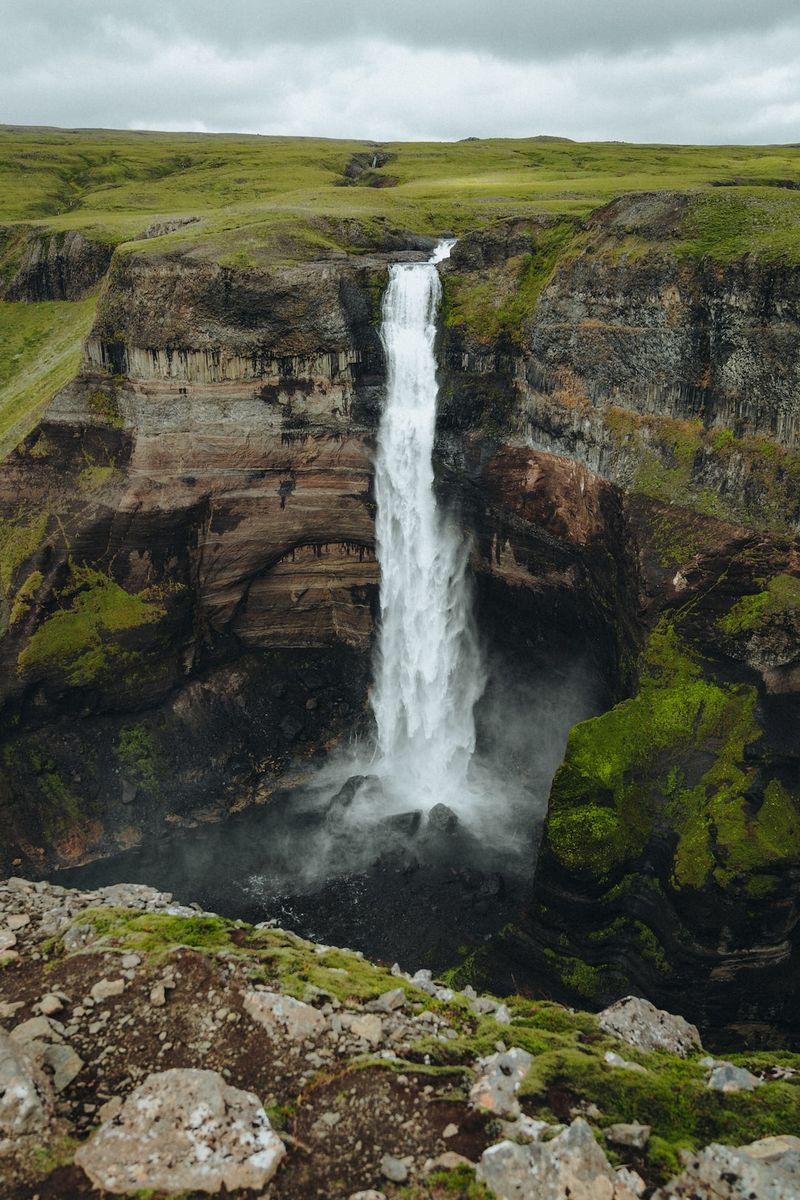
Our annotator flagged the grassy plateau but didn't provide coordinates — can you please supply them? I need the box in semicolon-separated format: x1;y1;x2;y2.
1;125;800;448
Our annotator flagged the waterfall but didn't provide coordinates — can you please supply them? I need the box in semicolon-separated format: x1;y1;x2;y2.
370;240;486;812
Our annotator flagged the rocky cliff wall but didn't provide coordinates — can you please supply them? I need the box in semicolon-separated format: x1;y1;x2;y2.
0;249;392;872
1;204;799;1034
438;204;800;1032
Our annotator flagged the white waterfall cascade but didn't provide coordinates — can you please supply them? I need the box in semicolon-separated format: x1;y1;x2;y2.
369;240;486;813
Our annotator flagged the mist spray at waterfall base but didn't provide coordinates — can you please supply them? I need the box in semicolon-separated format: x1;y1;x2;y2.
56;243;598;969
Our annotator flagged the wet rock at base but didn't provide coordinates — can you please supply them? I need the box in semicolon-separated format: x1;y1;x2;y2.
477;1117;638;1200
381;810;423;836
74;1068;285;1194
326;775;381;815
598;996;702;1058
0;1031;57;1147
469;1047;533;1118
427;803;459;833
652;1139;800;1199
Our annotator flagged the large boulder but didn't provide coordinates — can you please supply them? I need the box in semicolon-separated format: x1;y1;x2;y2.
652;1139;800;1199
74;1068;285;1194
0;1031;57;1149
598;996;702;1058
477;1118;638;1200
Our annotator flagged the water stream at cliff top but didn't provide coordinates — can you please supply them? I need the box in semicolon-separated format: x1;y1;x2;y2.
369;239;485;813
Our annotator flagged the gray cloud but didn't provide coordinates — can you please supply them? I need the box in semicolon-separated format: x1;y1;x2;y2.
5;0;800;63
2;1;800;142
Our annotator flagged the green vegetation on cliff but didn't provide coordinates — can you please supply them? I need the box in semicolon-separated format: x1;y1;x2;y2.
718;573;800;635
17;562;168;685
545;619;800;894
442;221;578;346
0;297;96;453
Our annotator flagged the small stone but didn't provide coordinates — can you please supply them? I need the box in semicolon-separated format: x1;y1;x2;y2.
90;978;125;1002
707;1063;761;1092
150;983;167;1007
349;1014;383;1046
374;988;406;1013
604;1050;647;1073
651;1141;800;1199
380;1153;409;1183
120;954;141;969
41;1043;83;1091
617;1166;647;1196
11;1016;65;1047
470;1047;533;1118
0;930;17;952
0;1031;56;1146
598;995;702;1058
244;990;328;1041
478;1119;633;1200
348;1192;386;1200
605;1122;651;1150
6;914;30;931
62;923;96;952
38;995;64;1017
429;1151;473;1171
442;1123;459;1139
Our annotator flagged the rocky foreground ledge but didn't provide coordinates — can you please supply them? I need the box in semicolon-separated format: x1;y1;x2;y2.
1;879;799;1199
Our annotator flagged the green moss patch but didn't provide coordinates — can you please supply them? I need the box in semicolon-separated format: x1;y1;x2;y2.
601;406;800;533
519;1044;800;1177
544;619;775;893
718;573;800;635
443;221;578;346
0;505;48;594
17;562;167;685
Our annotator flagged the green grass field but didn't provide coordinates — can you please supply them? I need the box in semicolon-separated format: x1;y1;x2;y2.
3;125;800;256
1;125;800;455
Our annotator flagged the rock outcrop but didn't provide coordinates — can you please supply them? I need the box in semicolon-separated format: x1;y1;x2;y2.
2;877;798;1199
437;205;800;1032
74;1068;286;1194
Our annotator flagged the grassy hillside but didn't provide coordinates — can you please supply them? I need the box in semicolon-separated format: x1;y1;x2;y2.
0;297;96;454
1;125;800;457
2;125;800;257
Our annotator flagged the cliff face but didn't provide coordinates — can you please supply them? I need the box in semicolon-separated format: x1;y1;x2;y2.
1;196;799;1032
0;249;391;872
439;203;800;1032
0;227;113;301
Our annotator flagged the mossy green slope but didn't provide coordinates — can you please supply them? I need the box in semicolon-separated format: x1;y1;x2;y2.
0;297;96;454
544;618;800;896
16;562;180;688
52;906;800;1189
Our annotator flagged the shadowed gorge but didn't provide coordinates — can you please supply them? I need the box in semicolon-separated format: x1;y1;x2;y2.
1;127;800;1177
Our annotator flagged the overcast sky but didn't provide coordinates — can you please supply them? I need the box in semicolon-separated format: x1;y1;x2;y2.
3;0;800;143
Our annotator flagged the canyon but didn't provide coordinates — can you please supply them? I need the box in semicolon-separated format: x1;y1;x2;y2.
1;133;799;1068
